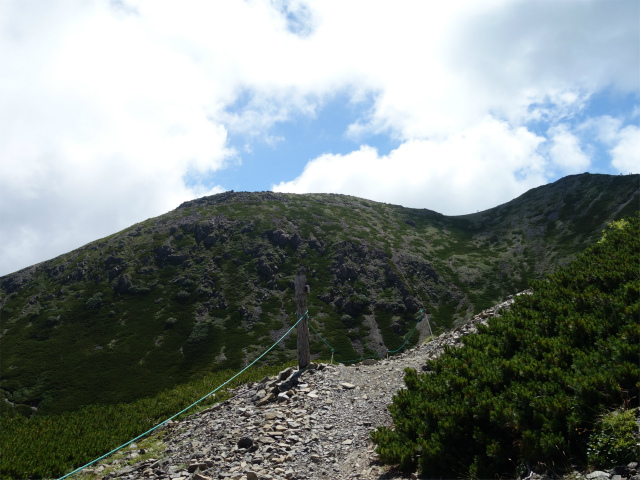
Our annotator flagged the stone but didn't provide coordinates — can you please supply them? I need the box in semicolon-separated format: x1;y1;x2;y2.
192;474;211;480
188;462;208;472
113;273;132;293
586;472;610;479
256;393;275;406
277;392;289;402
340;382;356;390
246;471;259;480
237;437;254;449
278;367;295;381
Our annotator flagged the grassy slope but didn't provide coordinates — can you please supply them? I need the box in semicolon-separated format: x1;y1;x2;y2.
0;173;637;419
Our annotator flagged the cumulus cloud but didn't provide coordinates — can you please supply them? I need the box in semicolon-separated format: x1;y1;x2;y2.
273;118;547;215
0;0;638;275
548;125;591;173
611;125;640;173
577;116;640;173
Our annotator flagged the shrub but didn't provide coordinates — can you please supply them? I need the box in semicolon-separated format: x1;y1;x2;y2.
129;285;151;294
187;321;210;343
84;293;103;310
176;290;190;301
165;317;178;328
588;408;639;468
371;215;640;478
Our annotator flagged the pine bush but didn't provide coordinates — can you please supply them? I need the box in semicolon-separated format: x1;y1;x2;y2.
371;215;640;478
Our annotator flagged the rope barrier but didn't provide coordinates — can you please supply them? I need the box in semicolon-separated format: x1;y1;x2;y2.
57;311;308;480
333;310;425;364
308;320;334;353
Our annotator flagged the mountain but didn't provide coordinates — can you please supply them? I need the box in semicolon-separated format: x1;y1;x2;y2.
1;172;638;417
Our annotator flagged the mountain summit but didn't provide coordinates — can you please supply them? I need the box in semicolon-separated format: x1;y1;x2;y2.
0;173;638;418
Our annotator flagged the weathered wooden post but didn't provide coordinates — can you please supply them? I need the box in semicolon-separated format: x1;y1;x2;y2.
295;275;310;369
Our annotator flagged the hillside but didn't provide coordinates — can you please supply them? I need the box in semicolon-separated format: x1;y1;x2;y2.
0;173;638;418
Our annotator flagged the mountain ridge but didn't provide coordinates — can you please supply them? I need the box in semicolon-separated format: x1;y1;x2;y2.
0;173;638;418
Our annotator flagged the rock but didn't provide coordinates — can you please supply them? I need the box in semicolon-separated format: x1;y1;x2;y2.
277;392;290;403
586;472;610;479
113;273;132;293
167;253;189;265
278;367;295;381
246;472;259;480
340;382;356;390
188;462;208;472
362;359;377;366
256;393;275;406
192;473;211;480
237;437;253;449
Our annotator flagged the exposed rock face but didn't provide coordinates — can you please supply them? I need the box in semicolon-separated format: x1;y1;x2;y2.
113;274;132;294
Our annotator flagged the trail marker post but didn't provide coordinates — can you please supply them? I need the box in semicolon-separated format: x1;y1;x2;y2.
295;275;310;369
424;311;434;341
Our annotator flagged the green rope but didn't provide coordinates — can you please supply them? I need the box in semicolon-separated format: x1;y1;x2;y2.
308;320;335;352
57;310;308;480
336;310;424;364
386;322;419;354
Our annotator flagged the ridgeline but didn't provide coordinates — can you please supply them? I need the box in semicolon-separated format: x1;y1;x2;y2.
0;173;638;420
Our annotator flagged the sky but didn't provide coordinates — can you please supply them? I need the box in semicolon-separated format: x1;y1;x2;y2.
0;0;638;277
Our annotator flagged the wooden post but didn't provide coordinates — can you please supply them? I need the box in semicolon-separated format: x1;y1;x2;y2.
424;312;434;341
295;275;310;370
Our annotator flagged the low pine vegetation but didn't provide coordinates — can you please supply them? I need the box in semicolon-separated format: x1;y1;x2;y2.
371;216;640;478
0;362;295;479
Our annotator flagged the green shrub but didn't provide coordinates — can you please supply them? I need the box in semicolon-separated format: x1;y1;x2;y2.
165;317;178;328
129;285;151;294
371;215;640;478
84;293;103;310
175;290;190;301
187;321;210;343
588;408;639;468
0;361;295;478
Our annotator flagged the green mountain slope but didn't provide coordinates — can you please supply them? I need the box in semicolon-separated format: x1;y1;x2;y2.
1;173;638;416
372;214;640;478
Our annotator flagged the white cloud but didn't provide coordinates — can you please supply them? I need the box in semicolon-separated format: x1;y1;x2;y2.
577;116;639;173
273;117;547;215
0;0;638;275
611;125;640;173
548;125;591;173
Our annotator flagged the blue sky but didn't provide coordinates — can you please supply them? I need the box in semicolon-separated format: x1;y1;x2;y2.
214;90;401;192
0;0;638;276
